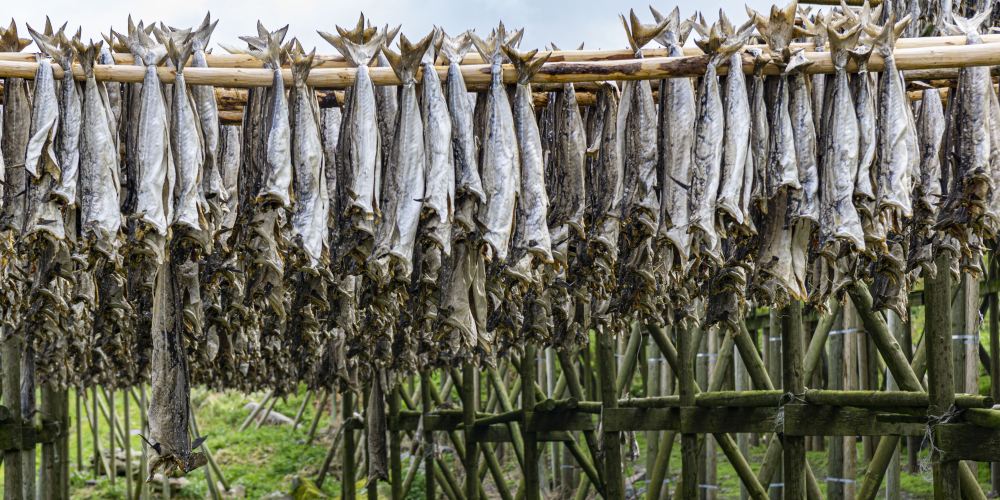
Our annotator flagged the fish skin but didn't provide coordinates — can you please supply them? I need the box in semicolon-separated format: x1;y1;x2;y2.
372;32;432;278
908;88;945;278
747;49;769;212
77;41;123;247
420;31;455;256
872;17;917;226
850;45;877;215
505;46;552;265
937;12;992;240
125;29;173;245
97;42;122;129
1;74;30;233
218;125;242;233
818;25;864;258
716;49;752;231
166;40;207;234
788;53;819;224
52;38;82;207
189;17;225;221
548;81;587;240
470;30;520;262
22;55;65;241
321;30;385;266
289;51;330;267
441;32;485;223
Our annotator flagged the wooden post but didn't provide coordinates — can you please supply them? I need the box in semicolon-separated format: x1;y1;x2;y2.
107;389;116;486
886;311;903;500
521;343;541;500
40;385;58;500
343;389;357;500
991;276;1000;495
827;308;846;500
781;302;806;499
926;250;961;499
305;391;330;446
647;333;660;496
124;387;133;500
676;320;698;500
420;372;435;500
462;362;478;500
597;328;626;499
735;336;750;500
2;323;24;500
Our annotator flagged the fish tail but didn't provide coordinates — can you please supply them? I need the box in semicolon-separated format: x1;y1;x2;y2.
166;36;194;72
75;39;101;77
501;45;550;85
320;31;384;68
383;31;433;83
950;10;990;36
828;23;861;53
190;13;218;52
290;49;317;87
439;31;472;65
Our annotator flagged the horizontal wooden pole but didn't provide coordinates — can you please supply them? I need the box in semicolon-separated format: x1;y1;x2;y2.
0;31;985;69
804;390;994;409
964;408;1000;429
3;39;1000;87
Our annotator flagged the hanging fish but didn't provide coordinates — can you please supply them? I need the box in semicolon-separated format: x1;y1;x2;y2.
817;23;864;257
187;15;226;233
470;24;521;263
613;10;667;324
22;29;65;242
908;87;945;279
320;20;385;272
0;22;32;234
936;11;993;244
436;30;489;364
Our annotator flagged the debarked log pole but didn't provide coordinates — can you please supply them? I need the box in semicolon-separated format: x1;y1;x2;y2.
0;32;990;69
3;40;1000;88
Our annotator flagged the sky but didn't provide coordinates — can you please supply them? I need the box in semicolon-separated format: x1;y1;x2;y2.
6;0;778;54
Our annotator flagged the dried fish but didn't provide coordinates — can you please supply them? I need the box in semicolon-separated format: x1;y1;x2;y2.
908;87;945;278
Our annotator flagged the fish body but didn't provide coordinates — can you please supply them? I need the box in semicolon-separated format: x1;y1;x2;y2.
506;47;552;264
190;18;225;224
717;51;751;229
53;45;82;207
78;43;123;246
168;42;206;233
420;38;455;255
23;55;65;240
470;35;519;262
290;52;330;266
372;34;431;277
818;28;864;256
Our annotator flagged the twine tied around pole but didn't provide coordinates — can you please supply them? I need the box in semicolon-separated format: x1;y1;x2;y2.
919;404;963;477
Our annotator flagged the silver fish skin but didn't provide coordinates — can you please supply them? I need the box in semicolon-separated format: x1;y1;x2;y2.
548;82;587;239
372;34;430;277
1;75;31;232
850;47;877;205
717;50;751;228
375;50;397;204
818;27;864;256
908;87;945;277
766;75;800;196
290;52;330;266
747;49;769;210
189;18;225;209
441;32;485;231
787;52;819;223
167;42;206;232
52;43;82;207
872;19;916;225
98;43;121;128
218;124;242;233
688;59;725;262
937;12;992;236
470;34;519;262
420;37;455;255
322;33;384;236
506;46;552;264
78;43;123;245
127;34;173;242
259;67;293;208
587;84;624;251
22;55;65;241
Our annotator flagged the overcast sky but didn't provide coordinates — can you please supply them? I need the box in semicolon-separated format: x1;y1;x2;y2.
8;0;779;54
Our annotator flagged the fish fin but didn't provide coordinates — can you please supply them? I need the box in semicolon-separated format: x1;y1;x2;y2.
502;45;550;85
320;27;384;67
439;30;472;65
469;27;503;62
946;10;989;38
166;36;194;72
26;24;59;59
383;24;402;46
505;26;524;48
191;15;218;52
784;47;813;73
218;42;248;55
383;31;433;83
423;27;444;65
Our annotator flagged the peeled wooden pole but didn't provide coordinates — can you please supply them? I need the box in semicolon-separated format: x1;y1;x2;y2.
925;251;961;499
3;38;1000;88
781;303;807;499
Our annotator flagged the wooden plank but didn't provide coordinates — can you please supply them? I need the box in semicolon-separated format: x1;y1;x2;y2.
936;424;1000;462
780;406;926;437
